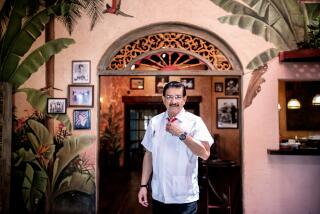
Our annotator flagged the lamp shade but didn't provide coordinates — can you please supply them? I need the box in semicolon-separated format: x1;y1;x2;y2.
312;94;320;106
287;98;301;109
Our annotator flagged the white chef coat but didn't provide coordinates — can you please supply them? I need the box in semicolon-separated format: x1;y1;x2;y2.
141;108;214;204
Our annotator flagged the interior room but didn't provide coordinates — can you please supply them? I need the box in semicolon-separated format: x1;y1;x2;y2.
1;1;320;214
99;75;242;212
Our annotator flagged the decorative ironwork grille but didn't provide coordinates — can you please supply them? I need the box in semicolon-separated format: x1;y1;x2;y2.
107;32;232;71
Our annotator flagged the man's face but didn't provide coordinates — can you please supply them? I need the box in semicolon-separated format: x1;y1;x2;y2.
162;87;186;117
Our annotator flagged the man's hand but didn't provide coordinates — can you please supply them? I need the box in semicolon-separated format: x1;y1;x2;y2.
138;187;149;207
166;121;183;136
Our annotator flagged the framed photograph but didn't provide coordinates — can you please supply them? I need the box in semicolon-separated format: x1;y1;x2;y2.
68;85;94;107
72;60;91;84
47;98;67;114
155;76;169;94
73;109;91;130
181;78;195;89
130;78;144;90
225;78;240;95
215;82;223;92
216;98;238;129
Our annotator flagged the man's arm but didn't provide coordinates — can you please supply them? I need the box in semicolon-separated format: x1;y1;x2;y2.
182;136;210;160
138;150;152;207
166;122;211;160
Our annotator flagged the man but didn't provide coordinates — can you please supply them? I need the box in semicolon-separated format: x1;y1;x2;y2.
138;81;214;213
74;64;87;82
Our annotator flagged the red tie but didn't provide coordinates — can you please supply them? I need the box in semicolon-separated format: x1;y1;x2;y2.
167;117;177;123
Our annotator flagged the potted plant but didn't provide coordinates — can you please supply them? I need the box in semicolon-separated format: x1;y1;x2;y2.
279;16;320;62
100;104;124;170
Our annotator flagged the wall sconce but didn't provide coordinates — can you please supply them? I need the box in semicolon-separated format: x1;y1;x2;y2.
312;94;320;106
287;98;301;109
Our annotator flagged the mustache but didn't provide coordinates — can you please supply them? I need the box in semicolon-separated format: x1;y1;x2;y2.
169;103;179;107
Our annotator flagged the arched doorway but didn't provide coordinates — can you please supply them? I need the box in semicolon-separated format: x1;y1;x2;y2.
98;22;243;213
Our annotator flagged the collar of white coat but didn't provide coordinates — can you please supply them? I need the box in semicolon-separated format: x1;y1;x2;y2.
164;108;186;122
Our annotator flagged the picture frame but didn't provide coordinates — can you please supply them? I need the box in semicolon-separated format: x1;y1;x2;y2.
72;60;91;84
216;98;238;129
68;85;94;107
73;109;91;130
130;78;144;90
181;78;195;89
47;98;67;114
155;76;169;94
215;82;224;92
225;78;240;96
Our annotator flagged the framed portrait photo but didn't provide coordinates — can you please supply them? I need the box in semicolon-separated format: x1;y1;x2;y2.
130;78;144;90
73;109;91;130
216;98;238;129
225;78;240;96
215;82;223;92
155;76;169;94
68;85;94;107
72;60;91;84
47;98;67;114
181;78;195;89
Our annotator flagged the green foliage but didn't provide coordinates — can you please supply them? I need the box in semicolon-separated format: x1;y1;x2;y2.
16;88;72;130
210;0;313;70
0;1;75;89
100;104;123;169
12;118;95;213
246;48;279;70
298;16;320;48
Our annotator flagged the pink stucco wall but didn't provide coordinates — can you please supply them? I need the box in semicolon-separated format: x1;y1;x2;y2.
243;59;320;214
19;0;320;213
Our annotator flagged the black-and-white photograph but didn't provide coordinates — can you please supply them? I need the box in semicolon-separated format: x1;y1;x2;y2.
215;82;223;92
68;85;94;107
47;98;67;114
72;60;90;84
181;78;195;89
155;76;169;94
225;78;239;95
216;98;238;129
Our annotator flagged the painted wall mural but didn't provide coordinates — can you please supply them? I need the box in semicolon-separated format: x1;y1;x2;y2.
210;0;320;108
11;111;96;213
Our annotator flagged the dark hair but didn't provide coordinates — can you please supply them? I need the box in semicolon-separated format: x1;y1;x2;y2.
163;81;186;96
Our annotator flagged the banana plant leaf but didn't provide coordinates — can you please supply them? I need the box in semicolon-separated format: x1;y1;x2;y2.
52;135;95;191
26;120;55;166
0;2;72;79
13;148;41;169
242;0;305;44
0;0;28;56
210;0;305;49
16;88;72;130
54;171;95;198
246;48;279;70
6;38;75;89
21;162;48;212
218;15;291;50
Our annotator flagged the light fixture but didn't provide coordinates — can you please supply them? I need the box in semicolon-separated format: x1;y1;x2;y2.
287;98;301;109
312;94;320;106
278;104;281;110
